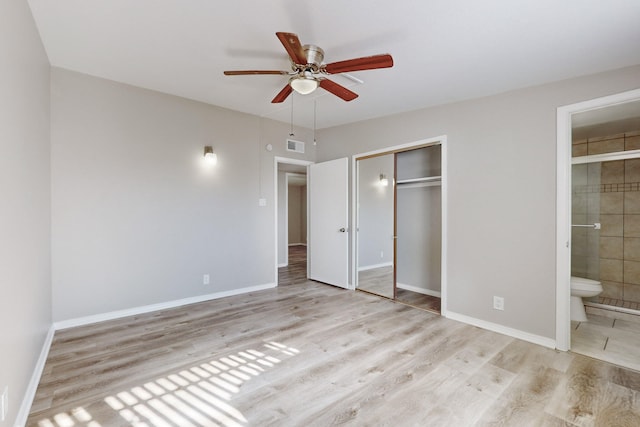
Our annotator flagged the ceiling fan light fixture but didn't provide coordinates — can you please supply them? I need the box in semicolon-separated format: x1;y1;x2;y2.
290;76;318;95
224;32;393;103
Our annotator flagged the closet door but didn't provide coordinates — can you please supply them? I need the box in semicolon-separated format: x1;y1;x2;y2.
356;154;395;298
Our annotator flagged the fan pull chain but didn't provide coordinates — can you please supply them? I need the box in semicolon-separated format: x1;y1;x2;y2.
313;100;317;145
289;95;295;137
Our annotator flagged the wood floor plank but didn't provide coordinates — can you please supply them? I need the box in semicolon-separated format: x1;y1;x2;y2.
544;356;640;426
240;315;452;425
26;249;640;426
290;324;505;426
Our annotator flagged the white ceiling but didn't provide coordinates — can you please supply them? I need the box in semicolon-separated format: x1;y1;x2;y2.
28;0;640;129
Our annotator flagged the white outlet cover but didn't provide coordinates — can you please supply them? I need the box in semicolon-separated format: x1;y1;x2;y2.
258;198;267;207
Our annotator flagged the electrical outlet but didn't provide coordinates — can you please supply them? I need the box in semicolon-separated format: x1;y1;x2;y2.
258;198;267;207
493;296;504;311
203;274;210;285
1;386;8;422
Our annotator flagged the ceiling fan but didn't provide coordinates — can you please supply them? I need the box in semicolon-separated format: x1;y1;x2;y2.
224;32;393;103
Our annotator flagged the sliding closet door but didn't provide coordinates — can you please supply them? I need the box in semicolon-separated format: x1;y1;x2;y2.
356;154;395;298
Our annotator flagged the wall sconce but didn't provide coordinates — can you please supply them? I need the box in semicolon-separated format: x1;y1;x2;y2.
379;173;389;187
203;146;217;165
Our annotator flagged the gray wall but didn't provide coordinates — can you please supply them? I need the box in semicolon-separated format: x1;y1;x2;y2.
0;1;51;425
357;154;394;269
317;65;640;340
288;183;306;245
51;68;315;321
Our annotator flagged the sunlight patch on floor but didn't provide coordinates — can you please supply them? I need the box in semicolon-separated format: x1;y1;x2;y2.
36;341;300;427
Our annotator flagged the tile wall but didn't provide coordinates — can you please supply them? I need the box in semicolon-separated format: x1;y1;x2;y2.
572;131;640;304
572;130;640;156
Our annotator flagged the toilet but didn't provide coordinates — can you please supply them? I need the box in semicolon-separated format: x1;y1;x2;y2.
570;276;603;322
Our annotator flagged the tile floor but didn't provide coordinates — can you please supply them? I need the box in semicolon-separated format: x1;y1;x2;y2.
571;306;640;372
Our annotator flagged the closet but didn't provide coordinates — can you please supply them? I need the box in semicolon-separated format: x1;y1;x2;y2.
356;143;442;311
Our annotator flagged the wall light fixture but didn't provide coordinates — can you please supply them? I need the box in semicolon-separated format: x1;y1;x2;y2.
204;146;217;165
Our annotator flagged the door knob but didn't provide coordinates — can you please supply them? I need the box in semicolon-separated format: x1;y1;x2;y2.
339;228;346;232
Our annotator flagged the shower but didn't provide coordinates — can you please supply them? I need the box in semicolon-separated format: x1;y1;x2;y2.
571;115;640;314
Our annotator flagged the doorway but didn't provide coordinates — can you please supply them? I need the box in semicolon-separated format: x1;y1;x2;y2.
556;90;640;351
275;156;351;290
353;136;447;314
275;157;312;286
284;172;307;264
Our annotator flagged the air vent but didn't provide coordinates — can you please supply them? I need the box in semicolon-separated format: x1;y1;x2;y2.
286;139;305;154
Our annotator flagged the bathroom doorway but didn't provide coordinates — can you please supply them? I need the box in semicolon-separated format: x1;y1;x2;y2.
557;89;640;370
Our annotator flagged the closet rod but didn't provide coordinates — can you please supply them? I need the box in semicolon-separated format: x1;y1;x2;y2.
397;181;441;189
396;175;441;185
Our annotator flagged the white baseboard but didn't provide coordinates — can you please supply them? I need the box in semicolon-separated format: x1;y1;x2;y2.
278;263;288;268
445;311;556;349
358;262;393;272
15;325;55;427
54;282;276;330
396;283;441;298
19;283;277;425
288;243;307;247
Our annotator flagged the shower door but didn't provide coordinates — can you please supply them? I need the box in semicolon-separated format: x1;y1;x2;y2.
573;156;640;307
571;162;602;285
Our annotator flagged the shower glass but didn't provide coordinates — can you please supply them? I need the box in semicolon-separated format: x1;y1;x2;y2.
571;162;601;284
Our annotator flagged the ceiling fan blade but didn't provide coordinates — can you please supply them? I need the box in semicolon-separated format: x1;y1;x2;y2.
271;84;293;103
276;32;307;65
319;79;358;102
224;70;290;76
324;54;393;74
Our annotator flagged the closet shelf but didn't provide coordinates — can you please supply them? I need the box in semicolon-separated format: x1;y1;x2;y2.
396;175;441;185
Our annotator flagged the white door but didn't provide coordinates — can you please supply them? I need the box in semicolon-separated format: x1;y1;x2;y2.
308;157;349;288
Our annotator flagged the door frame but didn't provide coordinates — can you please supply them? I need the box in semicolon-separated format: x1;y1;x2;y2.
555;88;640;351
351;135;448;315
274;156;313;286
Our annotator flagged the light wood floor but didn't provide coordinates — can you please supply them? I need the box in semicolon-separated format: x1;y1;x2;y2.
358;266;441;313
28;277;640;426
281;247;441;313
277;245;307;287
